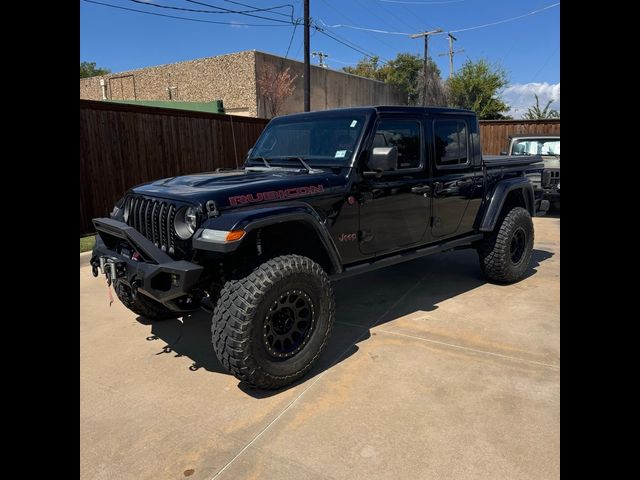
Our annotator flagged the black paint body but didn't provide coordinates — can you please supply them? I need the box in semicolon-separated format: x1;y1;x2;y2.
92;107;544;310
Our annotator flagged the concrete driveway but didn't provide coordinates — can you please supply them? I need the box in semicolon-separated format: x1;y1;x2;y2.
80;216;559;480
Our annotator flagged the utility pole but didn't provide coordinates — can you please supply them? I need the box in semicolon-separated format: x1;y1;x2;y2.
303;0;310;111
410;28;442;106
312;51;329;68
437;33;464;78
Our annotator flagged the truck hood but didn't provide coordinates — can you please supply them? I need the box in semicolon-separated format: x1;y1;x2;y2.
130;168;347;207
540;155;560;170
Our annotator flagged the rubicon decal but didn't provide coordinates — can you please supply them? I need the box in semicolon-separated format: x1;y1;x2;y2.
228;185;325;206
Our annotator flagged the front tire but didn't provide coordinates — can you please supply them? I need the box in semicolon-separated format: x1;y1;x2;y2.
478;206;534;284
211;255;335;389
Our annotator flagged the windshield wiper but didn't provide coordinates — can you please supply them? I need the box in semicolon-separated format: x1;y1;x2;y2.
246;156;322;173
248;156;271;168
281;157;327;174
281;156;313;173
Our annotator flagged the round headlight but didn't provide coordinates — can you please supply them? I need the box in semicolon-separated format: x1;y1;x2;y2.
175;206;198;239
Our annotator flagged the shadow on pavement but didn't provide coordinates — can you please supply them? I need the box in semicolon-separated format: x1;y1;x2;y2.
136;247;554;398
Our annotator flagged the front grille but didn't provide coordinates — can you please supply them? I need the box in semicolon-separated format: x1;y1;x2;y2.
124;196;177;255
542;169;560;188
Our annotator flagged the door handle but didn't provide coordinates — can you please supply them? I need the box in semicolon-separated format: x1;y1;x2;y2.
455;179;473;187
411;185;432;195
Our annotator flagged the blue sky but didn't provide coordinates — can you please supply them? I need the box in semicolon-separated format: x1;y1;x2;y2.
80;0;560;117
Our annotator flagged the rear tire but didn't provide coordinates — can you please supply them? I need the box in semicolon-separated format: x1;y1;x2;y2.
478;206;534;284
114;281;179;321
211;255;335;389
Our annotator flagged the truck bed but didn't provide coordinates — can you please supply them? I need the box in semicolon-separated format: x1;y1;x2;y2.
483;154;543;168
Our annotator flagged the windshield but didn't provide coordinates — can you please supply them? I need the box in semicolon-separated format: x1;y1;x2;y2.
249;114;367;166
512;138;560;156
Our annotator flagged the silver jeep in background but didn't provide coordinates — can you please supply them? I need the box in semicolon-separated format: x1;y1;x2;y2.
503;135;560;210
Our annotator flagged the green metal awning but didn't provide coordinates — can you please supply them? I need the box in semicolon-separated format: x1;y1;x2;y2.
104;99;225;114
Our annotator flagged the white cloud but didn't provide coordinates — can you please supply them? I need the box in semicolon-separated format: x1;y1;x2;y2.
502;82;560;118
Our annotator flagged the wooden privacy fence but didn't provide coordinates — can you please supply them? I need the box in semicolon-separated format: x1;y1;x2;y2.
80;100;560;235
479;119;560;155
80;100;269;235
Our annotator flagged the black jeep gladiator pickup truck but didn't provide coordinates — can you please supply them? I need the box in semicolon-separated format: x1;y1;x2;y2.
91;106;547;389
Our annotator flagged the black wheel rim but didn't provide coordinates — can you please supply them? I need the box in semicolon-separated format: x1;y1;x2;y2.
263;290;315;359
510;227;527;264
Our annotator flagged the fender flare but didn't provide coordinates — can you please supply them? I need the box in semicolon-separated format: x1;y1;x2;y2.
192;203;343;274
479;177;535;232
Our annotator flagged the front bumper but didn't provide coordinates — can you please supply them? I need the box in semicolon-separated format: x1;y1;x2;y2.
90;218;204;312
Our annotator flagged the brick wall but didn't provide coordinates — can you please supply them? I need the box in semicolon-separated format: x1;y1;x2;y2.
79;51;258;116
80;50;407;119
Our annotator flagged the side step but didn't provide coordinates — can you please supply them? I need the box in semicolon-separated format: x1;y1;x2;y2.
330;233;483;281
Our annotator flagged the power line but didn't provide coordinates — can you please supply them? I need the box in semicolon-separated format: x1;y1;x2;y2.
317;0;399;52
185;0;294;24
313;21;390;61
381;0;465;4
221;0;295;19
319;2;560;36
315;28;382;62
394;1;440;33
319;21;411;36
448;2;560;34
285;20;300;58
530;46;560;83
87;1;392;69
375;0;425;33
315;26;389;63
353;0;415;36
128;0;292;17
329;57;359;66
82;0;294;26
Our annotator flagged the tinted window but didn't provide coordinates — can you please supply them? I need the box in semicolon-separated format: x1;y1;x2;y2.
250;115;366;165
434;120;468;166
372;120;421;169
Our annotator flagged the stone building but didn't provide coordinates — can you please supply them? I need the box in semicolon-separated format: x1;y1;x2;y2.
80;50;405;118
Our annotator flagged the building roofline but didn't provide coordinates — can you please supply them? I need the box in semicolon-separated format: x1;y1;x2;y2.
252;50;390;85
80;50;258;79
80;49;393;86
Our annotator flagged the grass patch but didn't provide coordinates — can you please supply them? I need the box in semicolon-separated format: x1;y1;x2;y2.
80;235;96;253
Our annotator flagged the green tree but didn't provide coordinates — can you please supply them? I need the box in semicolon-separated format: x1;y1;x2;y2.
343;56;385;81
378;53;422;104
343;53;446;106
447;59;510;119
80;61;111;78
522;93;559;119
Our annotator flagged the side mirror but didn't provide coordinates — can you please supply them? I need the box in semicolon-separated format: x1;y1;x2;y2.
500;151;507;156
364;146;398;178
